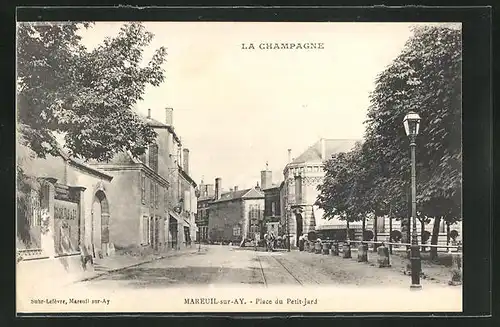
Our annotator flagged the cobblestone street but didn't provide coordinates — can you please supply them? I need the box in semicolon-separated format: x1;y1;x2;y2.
78;245;460;290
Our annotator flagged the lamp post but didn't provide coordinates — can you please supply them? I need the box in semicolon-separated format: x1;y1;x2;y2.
403;111;422;290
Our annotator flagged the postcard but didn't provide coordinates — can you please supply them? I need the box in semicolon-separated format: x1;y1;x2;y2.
16;20;463;314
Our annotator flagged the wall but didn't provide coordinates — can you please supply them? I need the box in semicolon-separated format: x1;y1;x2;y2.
208;200;244;242
101;169;141;249
243;198;265;239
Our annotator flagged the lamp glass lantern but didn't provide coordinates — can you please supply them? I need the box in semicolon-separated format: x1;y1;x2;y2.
403;111;421;137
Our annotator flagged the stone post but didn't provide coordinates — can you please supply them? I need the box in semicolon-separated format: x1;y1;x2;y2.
357;242;368;262
342;241;351;259
377;243;391;268
449;243;462;286
330;242;339;256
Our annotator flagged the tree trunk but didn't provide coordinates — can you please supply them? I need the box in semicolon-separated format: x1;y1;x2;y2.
446;222;451;246
373;215;378;252
430;216;442;261
389;214;393;254
362;217;366;241
420;219;426;252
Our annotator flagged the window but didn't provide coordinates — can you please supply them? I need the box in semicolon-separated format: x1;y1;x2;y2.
376;216;385;233
271;202;276;216
164;186;168;210
141;173;146;204
141;216;150;245
149;144;159;173
295;175;303;204
150;181;155;208
233;225;241;236
155;184;159;209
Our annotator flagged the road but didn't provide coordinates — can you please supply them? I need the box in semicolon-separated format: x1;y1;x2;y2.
17;245;462;313
78;245;457;289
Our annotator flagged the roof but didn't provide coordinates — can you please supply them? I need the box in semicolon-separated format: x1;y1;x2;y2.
55;146;114;181
262;183;281;191
138;114;182;145
291;139;360;164
212;187;264;203
178;164;197;187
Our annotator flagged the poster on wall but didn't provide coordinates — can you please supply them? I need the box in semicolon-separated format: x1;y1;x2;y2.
54;200;79;254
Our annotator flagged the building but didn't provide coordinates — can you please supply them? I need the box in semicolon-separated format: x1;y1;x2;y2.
16;142;114;264
91;108;198;253
195;181;215;242
282;138;359;247
261;163;283;237
208;178;264;243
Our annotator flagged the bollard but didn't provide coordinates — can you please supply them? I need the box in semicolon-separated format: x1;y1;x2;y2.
322;242;331;255
342;242;352;259
330;242;339;256
377;244;391;268
357;242;368;262
315;241;322;254
449;252;462;286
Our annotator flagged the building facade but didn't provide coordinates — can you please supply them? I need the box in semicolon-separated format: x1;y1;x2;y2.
195;181;215;242
17;143;114;262
262;165;282;237
282;138;359;247
91;108;198;253
207;178;264;243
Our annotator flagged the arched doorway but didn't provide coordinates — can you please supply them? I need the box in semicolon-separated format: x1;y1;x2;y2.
92;190;109;258
295;213;303;247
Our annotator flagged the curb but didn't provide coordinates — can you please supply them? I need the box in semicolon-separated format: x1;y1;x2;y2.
76;249;203;283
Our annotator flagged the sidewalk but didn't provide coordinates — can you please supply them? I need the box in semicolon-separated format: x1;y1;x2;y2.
77;247;205;283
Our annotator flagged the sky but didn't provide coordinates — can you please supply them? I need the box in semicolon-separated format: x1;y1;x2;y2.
78;22;426;191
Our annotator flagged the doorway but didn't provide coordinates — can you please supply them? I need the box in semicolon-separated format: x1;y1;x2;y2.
92;190;109;258
295;213;303;247
169;217;178;249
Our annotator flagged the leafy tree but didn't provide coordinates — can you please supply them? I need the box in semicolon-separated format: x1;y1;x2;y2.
17;22;167;162
363;25;462;258
16;22;167;247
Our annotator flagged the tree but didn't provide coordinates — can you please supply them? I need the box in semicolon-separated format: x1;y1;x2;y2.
363;25;462;257
16;22;168;247
17;22;167;162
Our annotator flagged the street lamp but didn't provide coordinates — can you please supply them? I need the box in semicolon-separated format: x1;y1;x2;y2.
403;111;422;290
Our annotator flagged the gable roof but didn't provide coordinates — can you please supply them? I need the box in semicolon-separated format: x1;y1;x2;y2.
138;114;182;145
291;139;360;164
212;187;264;203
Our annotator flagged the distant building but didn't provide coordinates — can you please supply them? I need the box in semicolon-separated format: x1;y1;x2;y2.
208;178;264;243
282;138;359;247
195;181;215;242
91;108;197;252
261;163;283;237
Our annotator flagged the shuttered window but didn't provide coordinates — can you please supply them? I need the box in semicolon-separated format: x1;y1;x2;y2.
149;144;158;173
141;216;150;245
140;173;146;204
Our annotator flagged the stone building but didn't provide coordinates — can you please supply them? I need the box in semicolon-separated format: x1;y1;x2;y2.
207;178;264;243
16;142;113;264
261;164;283;237
282;138;359;247
91;108;197;252
195;181;215;242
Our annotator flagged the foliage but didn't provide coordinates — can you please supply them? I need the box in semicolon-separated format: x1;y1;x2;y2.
316;25;462;247
17;22;167;162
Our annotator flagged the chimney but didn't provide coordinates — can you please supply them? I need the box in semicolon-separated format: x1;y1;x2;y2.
183;148;190;174
147;108;151;118
215;178;222;200
255;181;261;191
234;186;238;191
321;138;326;161
166;107;173;126
288;149;292;163
261;162;272;190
